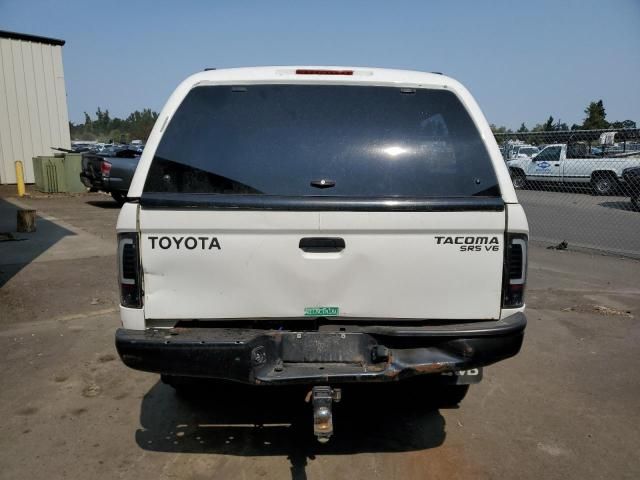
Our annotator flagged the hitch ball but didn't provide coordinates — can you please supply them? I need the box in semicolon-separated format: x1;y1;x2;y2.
311;386;341;443
314;406;332;439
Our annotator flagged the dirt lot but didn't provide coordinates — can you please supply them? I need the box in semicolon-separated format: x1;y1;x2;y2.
1;190;639;480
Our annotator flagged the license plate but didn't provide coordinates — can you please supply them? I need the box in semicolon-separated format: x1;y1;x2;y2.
304;306;339;317
440;367;483;384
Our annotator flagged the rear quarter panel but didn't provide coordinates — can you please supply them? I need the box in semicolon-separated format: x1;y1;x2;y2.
107;157;139;192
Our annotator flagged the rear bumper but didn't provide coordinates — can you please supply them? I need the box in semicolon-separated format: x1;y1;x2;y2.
102;175;128;192
79;172;101;189
622;172;640;190
79;172;128;193
115;313;526;385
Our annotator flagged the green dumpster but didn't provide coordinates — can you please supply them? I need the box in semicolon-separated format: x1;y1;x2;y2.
32;156;67;193
32;156;45;190
62;153;86;193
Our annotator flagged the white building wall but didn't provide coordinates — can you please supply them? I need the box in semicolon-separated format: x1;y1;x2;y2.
0;37;71;184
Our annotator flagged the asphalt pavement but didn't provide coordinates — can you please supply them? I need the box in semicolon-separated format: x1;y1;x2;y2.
1;190;639;480
517;188;640;257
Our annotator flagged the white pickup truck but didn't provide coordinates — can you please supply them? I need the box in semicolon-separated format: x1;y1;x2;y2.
115;66;528;442
507;143;640;194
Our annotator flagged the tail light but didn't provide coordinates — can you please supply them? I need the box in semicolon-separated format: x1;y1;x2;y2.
502;233;527;308
101;160;112;176
118;233;142;308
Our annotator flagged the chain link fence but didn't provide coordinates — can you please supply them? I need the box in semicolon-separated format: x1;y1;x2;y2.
494;129;640;258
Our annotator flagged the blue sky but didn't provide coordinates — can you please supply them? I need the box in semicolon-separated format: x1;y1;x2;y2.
2;0;639;128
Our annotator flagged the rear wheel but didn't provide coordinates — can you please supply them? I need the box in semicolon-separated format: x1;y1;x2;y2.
591;174;617;195
161;374;203;394
511;170;526;189
408;378;471;407
110;191;126;206
432;385;470;407
631;195;639;211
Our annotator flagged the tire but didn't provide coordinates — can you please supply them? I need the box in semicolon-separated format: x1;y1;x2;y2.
161;375;234;399
511;171;526;189
631;195;640;211
161;374;201;393
432;385;470;407
110;191;126;206
407;379;471;407
591;174;617;196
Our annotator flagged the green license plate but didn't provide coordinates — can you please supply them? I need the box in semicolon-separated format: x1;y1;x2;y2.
304;306;339;317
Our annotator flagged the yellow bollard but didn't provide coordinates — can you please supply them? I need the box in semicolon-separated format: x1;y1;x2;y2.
15;161;25;197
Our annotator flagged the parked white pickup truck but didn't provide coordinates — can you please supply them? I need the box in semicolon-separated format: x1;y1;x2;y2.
115;66;529;442
507;143;640;194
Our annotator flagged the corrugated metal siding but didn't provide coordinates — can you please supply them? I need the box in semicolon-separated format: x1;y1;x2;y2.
0;37;70;183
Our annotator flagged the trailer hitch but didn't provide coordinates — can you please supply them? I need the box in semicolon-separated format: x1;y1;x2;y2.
309;385;341;443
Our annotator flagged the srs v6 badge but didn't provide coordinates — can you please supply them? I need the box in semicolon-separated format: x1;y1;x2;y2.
435;236;500;252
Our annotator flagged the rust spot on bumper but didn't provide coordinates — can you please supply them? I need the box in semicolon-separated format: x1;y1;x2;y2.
410;362;451;374
384;361;453;379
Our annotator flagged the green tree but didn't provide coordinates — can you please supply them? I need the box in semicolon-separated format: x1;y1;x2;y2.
126;109;159;140
582;100;608;129
517;122;528;133
609;119;636;129
69;107;160;142
490;124;512;134
94;108;112;132
554;119;569;131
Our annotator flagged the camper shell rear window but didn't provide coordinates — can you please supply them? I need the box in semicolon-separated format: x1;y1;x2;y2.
143;84;499;199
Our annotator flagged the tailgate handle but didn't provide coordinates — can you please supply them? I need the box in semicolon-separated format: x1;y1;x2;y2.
299;237;346;253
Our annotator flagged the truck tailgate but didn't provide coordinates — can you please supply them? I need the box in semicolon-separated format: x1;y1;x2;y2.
139;208;505;320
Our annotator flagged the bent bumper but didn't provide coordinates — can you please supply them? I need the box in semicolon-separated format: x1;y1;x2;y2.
79;172;101;189
115;313;526;385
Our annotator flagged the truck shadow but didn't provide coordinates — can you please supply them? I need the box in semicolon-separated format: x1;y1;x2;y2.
520;183;626;196
521;184;590;194
87;197;120;210
0;197;75;287
86;200;121;209
136;380;446;477
598;200;639;213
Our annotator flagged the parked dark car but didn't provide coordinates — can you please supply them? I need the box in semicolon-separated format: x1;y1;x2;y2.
622;166;640;210
80;147;140;205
